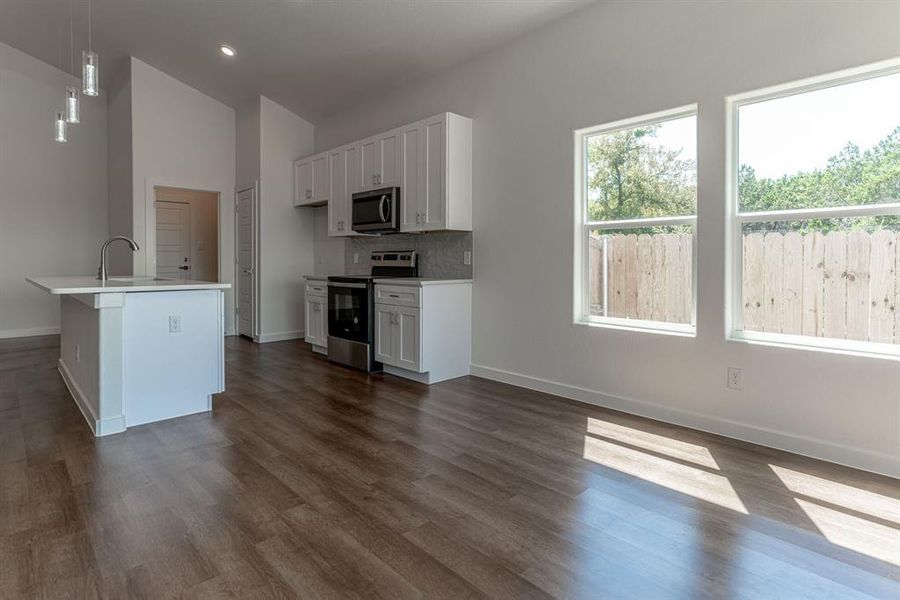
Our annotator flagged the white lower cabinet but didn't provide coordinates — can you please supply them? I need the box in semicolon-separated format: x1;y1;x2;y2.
374;280;471;384
304;280;328;353
374;304;421;372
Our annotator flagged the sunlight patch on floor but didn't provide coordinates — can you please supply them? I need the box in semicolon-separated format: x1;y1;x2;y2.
586;417;719;470
582;434;747;514
770;464;900;525
794;498;900;566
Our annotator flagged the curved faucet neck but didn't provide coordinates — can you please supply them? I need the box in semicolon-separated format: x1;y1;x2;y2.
98;236;140;281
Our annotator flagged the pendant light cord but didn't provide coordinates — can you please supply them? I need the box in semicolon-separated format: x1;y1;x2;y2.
69;0;74;75
87;0;92;52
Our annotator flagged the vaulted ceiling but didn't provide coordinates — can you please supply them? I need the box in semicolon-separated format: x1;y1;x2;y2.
0;0;594;120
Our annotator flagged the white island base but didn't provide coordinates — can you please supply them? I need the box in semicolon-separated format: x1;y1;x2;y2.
28;277;230;436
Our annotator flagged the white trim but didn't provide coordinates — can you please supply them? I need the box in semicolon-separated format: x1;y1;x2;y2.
736;203;900;223
574;318;695;337
0;326;60;339
469;362;900;478
730;330;900;361
725;60;900;354
586;215;696;229
574;103;698;138
58;359;126;436
255;330;305;343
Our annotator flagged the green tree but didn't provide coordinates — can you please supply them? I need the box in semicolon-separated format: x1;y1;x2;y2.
586;125;696;225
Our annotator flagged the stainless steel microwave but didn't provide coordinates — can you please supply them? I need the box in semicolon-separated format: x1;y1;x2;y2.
351;187;400;233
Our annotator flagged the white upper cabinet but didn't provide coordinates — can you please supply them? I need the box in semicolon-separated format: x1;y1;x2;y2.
293;151;330;207
297;112;472;234
401;113;472;233
293;158;312;206
360;129;402;191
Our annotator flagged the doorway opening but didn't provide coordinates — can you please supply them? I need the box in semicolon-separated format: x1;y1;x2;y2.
154;187;220;283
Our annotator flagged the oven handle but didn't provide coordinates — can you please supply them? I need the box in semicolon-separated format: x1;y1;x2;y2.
327;281;369;289
379;194;388;222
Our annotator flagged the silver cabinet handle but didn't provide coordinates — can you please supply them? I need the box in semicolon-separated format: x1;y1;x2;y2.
372;174;377;185
306;189;312;199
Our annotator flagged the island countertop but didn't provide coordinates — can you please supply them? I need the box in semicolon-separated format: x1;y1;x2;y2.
27;275;231;295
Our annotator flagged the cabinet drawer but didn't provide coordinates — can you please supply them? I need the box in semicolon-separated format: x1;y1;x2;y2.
305;281;327;296
374;284;421;307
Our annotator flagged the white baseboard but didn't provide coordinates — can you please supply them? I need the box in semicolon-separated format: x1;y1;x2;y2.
255;330;305;343
57;359;125;436
469;363;900;478
0;326;60;339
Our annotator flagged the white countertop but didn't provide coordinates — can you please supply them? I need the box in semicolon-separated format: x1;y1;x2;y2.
27;275;231;295
374;278;473;287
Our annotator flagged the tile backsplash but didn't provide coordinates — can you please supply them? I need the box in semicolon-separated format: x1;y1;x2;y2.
345;231;473;278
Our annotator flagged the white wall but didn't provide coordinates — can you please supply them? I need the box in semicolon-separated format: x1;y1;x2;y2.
106;61;133;275
258;96;315;340
315;1;900;475
235;97;260;191
0;42;108;338
313;207;345;275
129;58;236;334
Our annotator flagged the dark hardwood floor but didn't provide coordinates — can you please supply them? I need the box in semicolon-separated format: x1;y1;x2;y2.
1;334;898;599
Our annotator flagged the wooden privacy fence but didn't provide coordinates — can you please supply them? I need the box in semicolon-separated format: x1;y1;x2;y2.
742;230;899;344
590;234;693;324
590;231;900;343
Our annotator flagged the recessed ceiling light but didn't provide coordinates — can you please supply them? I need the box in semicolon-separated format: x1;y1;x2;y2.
220;45;236;57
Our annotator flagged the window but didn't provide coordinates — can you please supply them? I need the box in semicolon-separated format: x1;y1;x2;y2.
728;62;900;357
575;106;698;334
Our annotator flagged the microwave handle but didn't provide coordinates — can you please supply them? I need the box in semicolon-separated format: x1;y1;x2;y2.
378;195;389;223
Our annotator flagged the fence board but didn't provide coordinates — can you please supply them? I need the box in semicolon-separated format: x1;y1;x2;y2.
845;230;871;342
868;230;896;343
637;234;653;320
743;233;765;332
782;232;803;335
823;231;848;339
896;232;900;344
763;233;784;332
801;232;825;337
680;234;693;324
665;234;685;322
651;234;667;321
609;235;638;319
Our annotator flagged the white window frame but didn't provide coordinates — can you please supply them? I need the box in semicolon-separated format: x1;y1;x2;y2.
573;104;698;336
725;59;900;359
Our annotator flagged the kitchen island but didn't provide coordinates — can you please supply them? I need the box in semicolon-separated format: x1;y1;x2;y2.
26;276;231;436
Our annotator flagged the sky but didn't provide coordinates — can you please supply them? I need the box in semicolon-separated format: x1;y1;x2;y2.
646;72;899;180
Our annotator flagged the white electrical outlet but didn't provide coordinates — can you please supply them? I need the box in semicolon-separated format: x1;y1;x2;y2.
727;367;743;391
169;315;182;333
75;344;80;363
353;252;359;264
463;251;472;265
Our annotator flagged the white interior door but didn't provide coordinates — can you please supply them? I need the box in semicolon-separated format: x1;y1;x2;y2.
156;201;191;281
237;187;257;338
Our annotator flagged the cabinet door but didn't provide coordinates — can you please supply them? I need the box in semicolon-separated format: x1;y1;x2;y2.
360;137;380;191
399;123;422;232
311;152;329;203
327;149;345;236
293;159;312;206
378;129;402;188
374;305;395;364
395;306;421;372
344;143;360;232
421;116;446;230
305;298;323;346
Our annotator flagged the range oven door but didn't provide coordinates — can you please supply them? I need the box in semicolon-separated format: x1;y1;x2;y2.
352;187;400;233
327;281;371;344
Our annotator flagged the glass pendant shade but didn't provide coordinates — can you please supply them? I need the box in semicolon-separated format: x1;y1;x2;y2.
54;111;68;143
82;50;99;96
65;86;80;123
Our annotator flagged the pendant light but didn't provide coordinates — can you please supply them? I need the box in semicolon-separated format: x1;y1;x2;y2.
54;111;68;143
65;1;80;123
82;0;98;96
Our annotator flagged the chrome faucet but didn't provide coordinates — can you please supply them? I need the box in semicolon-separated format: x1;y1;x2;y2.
97;236;140;281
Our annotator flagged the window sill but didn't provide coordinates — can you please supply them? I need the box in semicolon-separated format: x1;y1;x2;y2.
729;330;900;361
575;317;696;338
